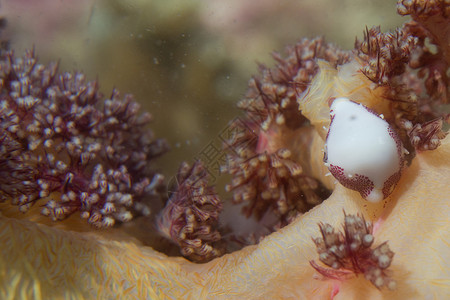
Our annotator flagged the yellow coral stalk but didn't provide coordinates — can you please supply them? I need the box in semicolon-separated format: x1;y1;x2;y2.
1;134;449;299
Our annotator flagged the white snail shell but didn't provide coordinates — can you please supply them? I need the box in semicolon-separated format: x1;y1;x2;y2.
324;98;403;202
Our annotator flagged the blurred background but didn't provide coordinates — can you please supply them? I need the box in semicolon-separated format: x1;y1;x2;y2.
1;0;405;198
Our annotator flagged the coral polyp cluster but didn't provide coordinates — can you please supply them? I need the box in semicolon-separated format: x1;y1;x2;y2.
157;160;223;262
310;212;396;290
237;38;350;131
357;26;417;85
355;23;448;152
0;129;35;200
351;0;450;154
0;50;168;226
222;38;348;224
397;0;450;65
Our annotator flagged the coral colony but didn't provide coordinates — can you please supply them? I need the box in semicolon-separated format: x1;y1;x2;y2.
0;0;448;291
0;49;168;227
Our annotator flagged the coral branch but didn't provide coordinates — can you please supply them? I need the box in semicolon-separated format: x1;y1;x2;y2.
223;38;345;225
311;212;396;290
398;0;450;65
355;22;449;154
157;161;223;262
